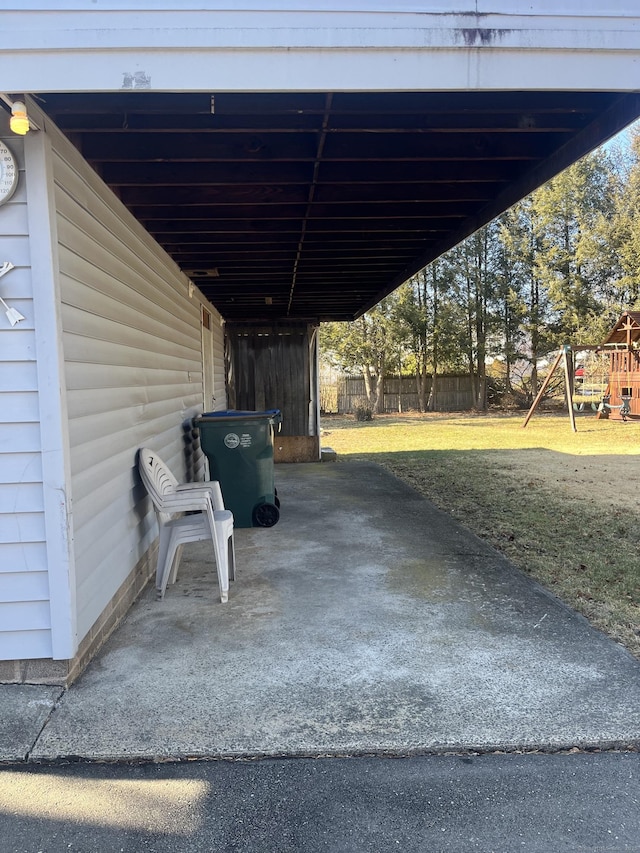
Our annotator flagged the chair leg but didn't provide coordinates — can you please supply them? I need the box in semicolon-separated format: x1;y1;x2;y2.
211;520;230;603
156;529;181;600
216;547;229;603
228;533;236;583
168;543;184;587
156;527;172;598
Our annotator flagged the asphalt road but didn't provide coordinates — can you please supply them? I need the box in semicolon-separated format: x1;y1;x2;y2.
0;752;638;852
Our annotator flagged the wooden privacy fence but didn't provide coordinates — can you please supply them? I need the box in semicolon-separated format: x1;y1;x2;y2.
334;374;474;413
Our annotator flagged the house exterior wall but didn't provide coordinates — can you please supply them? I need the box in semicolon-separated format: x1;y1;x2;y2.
1;3;640;94
0;125;52;662
0;104;226;674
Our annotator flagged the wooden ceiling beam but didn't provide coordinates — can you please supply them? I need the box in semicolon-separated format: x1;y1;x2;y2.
79;130;557;161
133;201;479;220
52;113;590;134
120;182;499;206
146;218;448;233
101;160;523;185
41;90;613;116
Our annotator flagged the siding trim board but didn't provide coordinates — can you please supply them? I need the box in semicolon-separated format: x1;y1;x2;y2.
25;127;77;661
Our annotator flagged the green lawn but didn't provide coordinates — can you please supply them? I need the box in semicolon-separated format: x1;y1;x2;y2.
321;412;640;657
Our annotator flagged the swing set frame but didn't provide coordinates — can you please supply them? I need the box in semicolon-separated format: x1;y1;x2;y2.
523;312;640;431
523;345;584;432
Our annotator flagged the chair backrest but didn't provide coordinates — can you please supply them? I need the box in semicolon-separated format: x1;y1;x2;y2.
138;445;224;518
138;448;179;521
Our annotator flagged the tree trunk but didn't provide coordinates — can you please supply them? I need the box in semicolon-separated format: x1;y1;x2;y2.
427;371;437;412
363;365;376;409
375;372;385;413
530;273;540;399
475;361;487;410
428;264;439;412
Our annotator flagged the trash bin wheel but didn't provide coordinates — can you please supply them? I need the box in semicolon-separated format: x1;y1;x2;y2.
274;494;281;509
253;502;280;527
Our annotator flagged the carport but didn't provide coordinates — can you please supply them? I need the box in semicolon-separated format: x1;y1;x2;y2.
2;3;640;681
36;88;640;459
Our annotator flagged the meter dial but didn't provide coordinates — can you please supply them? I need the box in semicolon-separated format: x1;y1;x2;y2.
0;142;18;206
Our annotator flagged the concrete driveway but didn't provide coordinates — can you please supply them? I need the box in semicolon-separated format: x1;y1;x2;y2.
3;459;640;762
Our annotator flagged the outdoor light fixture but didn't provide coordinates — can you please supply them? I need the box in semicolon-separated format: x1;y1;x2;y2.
9;101;29;135
0;94;39;135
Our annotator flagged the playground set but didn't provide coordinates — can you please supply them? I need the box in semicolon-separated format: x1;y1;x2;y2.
523;311;640;431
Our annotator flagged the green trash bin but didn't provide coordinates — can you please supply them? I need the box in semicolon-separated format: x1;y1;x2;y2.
194;409;281;528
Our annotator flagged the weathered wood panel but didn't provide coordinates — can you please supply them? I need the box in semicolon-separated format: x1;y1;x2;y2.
226;324;316;436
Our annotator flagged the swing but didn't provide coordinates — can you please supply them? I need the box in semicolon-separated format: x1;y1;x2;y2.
572;350;606;413
604;394;632;420
621;396;632;419
618;348;634;420
598;346;634;421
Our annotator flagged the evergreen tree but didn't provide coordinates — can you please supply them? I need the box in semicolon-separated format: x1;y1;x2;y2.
606;128;640;315
530;152;612;345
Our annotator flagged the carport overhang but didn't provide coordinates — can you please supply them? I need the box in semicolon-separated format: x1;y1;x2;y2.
26;90;640;325
2;4;640;325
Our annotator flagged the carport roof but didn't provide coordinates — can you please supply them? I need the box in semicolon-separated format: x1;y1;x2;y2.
39;90;640;324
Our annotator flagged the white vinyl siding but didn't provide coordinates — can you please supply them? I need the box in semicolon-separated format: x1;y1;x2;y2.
1;104;225;663
48;119;225;645
0;131;51;661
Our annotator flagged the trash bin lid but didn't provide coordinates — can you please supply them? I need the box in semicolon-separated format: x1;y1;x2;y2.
196;409;281;423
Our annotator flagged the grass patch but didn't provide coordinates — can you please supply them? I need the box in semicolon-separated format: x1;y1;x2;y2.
321;412;640;657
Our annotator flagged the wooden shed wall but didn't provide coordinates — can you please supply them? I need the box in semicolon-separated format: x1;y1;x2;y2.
225;325;318;437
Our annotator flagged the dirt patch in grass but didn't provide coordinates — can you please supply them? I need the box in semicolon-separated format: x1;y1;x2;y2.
322;412;640;658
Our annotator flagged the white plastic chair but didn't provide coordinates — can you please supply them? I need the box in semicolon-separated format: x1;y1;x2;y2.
138;447;236;603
